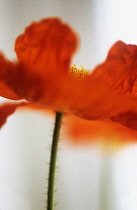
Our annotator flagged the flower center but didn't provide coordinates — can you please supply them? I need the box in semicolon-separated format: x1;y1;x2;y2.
69;64;89;79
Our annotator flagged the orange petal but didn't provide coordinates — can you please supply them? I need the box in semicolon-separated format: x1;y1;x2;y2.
0;102;28;128
91;41;137;96
4;19;137;125
15;18;78;76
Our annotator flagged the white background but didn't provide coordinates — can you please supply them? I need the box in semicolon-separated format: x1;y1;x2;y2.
0;0;137;209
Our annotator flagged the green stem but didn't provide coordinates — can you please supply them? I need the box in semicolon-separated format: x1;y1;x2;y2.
47;112;64;210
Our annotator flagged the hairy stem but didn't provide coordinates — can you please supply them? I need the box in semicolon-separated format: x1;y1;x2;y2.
47;112;63;210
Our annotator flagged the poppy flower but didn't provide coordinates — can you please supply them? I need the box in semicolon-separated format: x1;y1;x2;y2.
1;17;137;131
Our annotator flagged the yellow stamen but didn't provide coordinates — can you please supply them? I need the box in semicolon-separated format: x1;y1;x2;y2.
69;64;89;79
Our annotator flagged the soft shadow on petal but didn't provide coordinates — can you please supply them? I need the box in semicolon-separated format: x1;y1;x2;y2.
0;53;21;100
63;114;137;147
111;111;137;130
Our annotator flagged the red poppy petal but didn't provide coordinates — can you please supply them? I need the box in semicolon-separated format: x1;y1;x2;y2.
15;18;78;76
13;18;79;109
0;53;21;100
91;41;137;96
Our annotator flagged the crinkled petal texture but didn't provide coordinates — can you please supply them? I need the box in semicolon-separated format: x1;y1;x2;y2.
91;41;137;96
15;18;77;76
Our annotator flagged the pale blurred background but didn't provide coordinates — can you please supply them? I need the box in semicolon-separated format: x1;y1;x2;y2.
0;0;137;209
